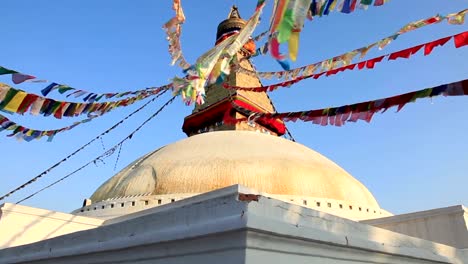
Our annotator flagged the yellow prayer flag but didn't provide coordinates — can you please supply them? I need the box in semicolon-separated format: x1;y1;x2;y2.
289;31;300;61
4;91;27;113
329;0;338;12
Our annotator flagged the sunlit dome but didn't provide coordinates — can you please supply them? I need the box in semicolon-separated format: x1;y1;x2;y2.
89;131;380;210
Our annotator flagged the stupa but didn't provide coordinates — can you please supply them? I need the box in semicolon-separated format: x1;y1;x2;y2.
71;6;391;221
0;6;466;264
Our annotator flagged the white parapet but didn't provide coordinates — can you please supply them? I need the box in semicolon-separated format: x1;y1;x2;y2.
361;205;468;249
0;185;466;264
0;203;104;249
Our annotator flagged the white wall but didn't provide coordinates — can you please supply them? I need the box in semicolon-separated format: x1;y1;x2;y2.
0;203;103;249
361;205;468;249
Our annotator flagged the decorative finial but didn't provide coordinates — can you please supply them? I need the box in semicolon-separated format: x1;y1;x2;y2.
228;5;241;19
216;5;246;42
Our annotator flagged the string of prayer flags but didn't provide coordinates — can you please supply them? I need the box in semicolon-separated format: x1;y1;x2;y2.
267;0;310;66
253;30;269;42
227;31;468;92
40;82;171;103
0;114;96;142
279;0;312;61
0;64;172;102
0;83;165;119
0;66;42;84
264;0;390;63
0;94;174;203
267;0;290;67
0;89;169;142
229;31;468;92
236;79;468;126
309;0;389;17
163;0;191;70
172;3;266;105
172;34;237;105
250;8;468;79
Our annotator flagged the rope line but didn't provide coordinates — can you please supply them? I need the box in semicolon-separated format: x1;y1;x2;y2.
0;90;168;202
16;95;176;204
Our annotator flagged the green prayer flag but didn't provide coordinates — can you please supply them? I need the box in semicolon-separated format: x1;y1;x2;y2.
49;101;62;115
0;89;19;110
95;94;105;101
410;88;433;102
57;86;75;94
0;67;18;75
277;9;294;43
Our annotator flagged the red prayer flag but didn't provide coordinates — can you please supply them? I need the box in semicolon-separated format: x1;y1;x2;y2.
320;115;328;126
344;64;356;71
350;0;358;11
326;68;339;76
270;37;284;60
425;17;440;24
364;111;375;123
53;102;67;119
424;36;451;55
335;114;343;126
349;111;360;122
374;0;384;6
341;111;351;123
410;44;424;54
462;80;468;95
17;94;38;114
313;72;325;79
396;92;416;112
357;61;366;70
388;49;411;60
388;45;423;60
366;56;385;69
311;116;321;125
328;115;336;126
454;31;468;48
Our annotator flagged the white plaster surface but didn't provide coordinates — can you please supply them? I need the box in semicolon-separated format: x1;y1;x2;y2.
361;205;468;249
0;203;103;249
0;185;466;264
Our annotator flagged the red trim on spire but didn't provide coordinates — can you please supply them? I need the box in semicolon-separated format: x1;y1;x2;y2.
182;97;286;136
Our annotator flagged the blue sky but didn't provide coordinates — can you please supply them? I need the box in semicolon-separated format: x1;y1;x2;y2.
0;1;467;215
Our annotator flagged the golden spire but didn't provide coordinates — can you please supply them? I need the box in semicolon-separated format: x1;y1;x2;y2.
183;6;286;137
216;5;246;41
228;5;241;19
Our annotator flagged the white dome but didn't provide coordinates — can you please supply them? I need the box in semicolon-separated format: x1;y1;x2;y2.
90;131;380;208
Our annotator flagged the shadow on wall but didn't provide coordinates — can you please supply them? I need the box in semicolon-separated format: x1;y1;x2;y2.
3;210;57;248
253;198;465;264
0;204;103;249
365;224;463;263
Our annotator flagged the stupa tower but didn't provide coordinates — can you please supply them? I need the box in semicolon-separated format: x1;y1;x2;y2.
70;6;388;223
182;6;286;137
